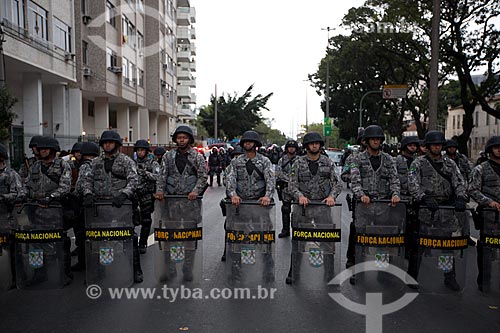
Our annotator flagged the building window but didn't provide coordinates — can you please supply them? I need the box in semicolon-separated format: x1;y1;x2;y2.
81;0;88;14
12;0;25;28
486;114;490;126
475;111;479;126
137;0;144;13
137;32;144;55
82;41;88;65
88;101;95;117
481;137;486;149
106;1;116;27
166;27;173;47
452;115;456;129
138;69;144;87
28;1;48;40
106;47;118;68
496;117;499;125
457;114;461;129
474;137;478;150
53;17;71;52
122;16;135;47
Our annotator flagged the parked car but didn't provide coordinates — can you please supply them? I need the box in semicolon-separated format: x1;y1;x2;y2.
326;150;343;176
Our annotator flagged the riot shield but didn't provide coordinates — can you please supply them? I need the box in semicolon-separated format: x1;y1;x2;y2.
15;203;65;290
154;196;203;285
289;202;342;289
225;200;276;286
477;208;500;296
411;206;469;294
353;200;407;286
0;202;15;291
85;201;134;288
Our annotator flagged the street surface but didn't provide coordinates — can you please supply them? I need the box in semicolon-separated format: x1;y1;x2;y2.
1;186;499;332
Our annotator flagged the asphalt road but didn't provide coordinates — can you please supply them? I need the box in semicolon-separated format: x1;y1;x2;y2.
1;186;499;333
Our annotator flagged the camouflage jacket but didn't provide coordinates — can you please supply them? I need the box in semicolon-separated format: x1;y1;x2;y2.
80;152;138;199
157;148;208;195
469;160;500;206
136;157;161;195
0;166;24;203
75;159;93;197
276;154;297;184
289;154;342;201
408;154;466;203
26;158;71;200
68;158;84;192
394;154;415;198
226;153;275;200
350;150;400;200
341;151;360;182
18;156;37;181
447;153;472;182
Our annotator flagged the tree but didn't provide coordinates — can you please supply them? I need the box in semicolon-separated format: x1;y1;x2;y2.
0;86;18;142
254;122;287;146
198;85;273;140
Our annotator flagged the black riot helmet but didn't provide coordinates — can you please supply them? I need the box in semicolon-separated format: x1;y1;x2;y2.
485;136;500;154
356;129;365;145
240;130;262;148
400;136;420;151
424;131;446;147
134;139;151;152
302;132;324;146
80;142;100;157
172;126;194;145
71;142;83;153
285;140;299;149
153;146;166;156
444;139;459;149
231;145;244;157
363;125;385;142
29;135;43;148
99;130;122;147
0;143;8;160
36;136;61;152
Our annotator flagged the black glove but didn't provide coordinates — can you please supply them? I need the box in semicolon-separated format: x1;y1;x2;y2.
83;194;94;207
112;192;128;208
38;196;52;206
423;196;439;212
455;198;467;212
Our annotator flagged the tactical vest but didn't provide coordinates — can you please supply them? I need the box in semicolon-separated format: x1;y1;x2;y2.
358;152;393;199
137;158;157;194
165;151;197;195
0;169;10;195
29;159;63;199
93;155;128;198
481;161;500;202
419;157;454;202
396;155;411;196
235;157;266;199
295;156;332;200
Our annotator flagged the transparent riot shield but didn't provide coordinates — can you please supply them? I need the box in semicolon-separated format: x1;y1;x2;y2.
288;202;342;289
0;202;15;291
353;200;407;285
225;200;276;286
85;201;134;288
15;203;65;290
411;206;469;294
477;208;500;296
154;196;203;285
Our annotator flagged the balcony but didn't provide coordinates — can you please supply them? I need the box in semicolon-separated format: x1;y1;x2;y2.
177;27;191;44
177;65;191;80
177;7;190;26
190;43;196;56
190;60;196;72
177;85;192;99
190;8;196;23
190;27;196;39
178;0;190;7
177;49;191;62
177;104;195;117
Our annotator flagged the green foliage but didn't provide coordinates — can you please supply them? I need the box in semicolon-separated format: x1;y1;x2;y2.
0;86;18;141
254;122;287;146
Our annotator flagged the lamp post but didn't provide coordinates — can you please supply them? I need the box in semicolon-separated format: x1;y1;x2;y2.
359;90;381;128
321;27;332;147
0;23;6;88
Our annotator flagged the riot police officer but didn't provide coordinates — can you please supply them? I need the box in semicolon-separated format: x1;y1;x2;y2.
25;136;73;284
134;139;161;254
286;132;342;284
276;140;299;238
67;142;84;258
154;126;208;281
153;146;166;166
81;131;143;283
408;131;467;291
19;135;42;181
208;147;222;187
0;144;24;289
347;125;401;268
469;136;500;292
444;139;472;182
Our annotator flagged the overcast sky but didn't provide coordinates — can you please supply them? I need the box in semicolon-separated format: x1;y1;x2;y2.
193;0;364;139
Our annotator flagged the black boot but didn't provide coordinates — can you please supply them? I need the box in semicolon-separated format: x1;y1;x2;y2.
133;236;143;283
279;203;291;238
63;236;73;286
444;272;461;291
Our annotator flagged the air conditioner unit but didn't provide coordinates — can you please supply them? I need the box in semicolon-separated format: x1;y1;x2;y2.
162;63;168;70
109;66;122;74
83;67;92;77
65;53;75;61
82;15;92;25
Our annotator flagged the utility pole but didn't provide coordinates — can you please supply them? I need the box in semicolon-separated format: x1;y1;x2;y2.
321;27;332;147
0;24;6;88
214;84;218;141
428;0;440;131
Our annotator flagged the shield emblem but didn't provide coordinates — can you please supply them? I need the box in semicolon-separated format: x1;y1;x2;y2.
308;248;324;267
29;249;44;268
170;245;185;263
241;246;256;265
375;253;390;269
437;255;454;272
99;247;114;265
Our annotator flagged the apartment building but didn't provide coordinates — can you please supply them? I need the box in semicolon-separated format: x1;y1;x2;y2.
0;0;80;168
446;95;500;161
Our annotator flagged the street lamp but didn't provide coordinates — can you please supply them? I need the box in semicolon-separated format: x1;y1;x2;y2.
358;90;382;128
0;23;6;87
321;27;332;147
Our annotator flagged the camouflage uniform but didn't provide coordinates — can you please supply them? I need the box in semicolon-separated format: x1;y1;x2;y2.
135;157;161;247
448;153;472;183
469;160;500;289
0;166;24;204
226;153;275;200
276;154;297;237
18;156;36;182
395;154;415;200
